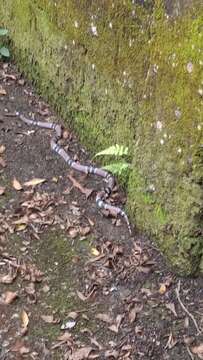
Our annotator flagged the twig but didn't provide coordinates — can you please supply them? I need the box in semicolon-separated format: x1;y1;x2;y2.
186;346;194;360
175;280;201;335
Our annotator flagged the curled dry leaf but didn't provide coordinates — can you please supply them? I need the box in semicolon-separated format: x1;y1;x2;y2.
0;290;18;305
21;309;29;328
24;178;46;187
12;177;23;191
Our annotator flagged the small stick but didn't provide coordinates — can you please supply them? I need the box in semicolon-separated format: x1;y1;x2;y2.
186;346;194;360
175;280;201;335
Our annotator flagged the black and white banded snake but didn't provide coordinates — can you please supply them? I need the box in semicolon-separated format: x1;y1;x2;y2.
16;112;132;234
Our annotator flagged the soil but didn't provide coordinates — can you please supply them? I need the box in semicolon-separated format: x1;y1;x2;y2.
0;61;202;360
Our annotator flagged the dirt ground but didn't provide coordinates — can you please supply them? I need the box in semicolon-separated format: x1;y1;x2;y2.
0;62;202;360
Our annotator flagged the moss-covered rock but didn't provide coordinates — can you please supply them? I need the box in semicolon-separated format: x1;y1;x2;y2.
0;0;202;274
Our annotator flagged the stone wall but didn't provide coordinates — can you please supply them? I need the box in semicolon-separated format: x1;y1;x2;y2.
1;0;202;274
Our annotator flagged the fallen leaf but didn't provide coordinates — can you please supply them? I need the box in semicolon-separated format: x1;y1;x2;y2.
41;314;60;324
191;343;203;359
0;157;6;167
12;177;23;191
67;311;79;320
108;314;123;333
57;332;72;341
159;283;167;295
91;248;100;256
0;144;5;154
15;224;27;232
79;226;91;236
68;227;79;239
11;340;30;354
104;350;119;358
21;310;29;328
69;346;93;360
76;290;89;302
68;174;93;198
24;178;46;187
0;269;17;284
129;304;143;323
0;86;7;95
0;186;5;195
0;291;18;305
96;313;113;324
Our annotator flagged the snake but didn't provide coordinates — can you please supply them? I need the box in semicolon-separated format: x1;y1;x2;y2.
16;112;132;234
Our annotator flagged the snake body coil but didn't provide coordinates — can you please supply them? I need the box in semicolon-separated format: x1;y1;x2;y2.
17;113;131;234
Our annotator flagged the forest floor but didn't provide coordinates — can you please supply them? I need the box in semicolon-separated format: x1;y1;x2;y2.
0;62;202;360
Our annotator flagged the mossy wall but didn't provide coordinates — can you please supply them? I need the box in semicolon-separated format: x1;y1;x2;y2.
0;0;202;274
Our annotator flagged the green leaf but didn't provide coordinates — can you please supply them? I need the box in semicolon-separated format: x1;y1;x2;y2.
0;29;8;36
102;162;130;175
0;47;10;58
94;144;128;158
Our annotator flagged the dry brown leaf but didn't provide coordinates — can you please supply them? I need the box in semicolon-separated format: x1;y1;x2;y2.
25;283;35;295
79;226;91;236
0;186;5;195
24;178;46;187
0;269;17;284
68;174;93;198
0;87;7;95
191;344;203;359
21;310;29;328
104;350;119;358
0;290;18;305
0;157;6;167
12;177;23;191
129;304;143;323
96;313;113;324
69;346;93;360
57;332;72;341
68;227;79;239
108;314;123;333
76;290;89;302
67;311;79;320
11;340;30;354
0;144;5;154
41;314;60;324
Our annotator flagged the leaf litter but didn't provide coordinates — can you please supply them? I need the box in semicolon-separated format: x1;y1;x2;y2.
0;61;202;360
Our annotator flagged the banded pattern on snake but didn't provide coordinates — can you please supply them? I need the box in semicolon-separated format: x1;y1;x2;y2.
16;112;132;234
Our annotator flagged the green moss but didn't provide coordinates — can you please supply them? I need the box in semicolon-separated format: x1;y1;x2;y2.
0;0;202;274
